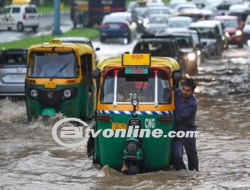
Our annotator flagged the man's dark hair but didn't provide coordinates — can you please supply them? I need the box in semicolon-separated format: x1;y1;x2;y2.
183;78;196;90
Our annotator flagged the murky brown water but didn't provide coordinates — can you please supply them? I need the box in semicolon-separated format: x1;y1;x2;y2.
0;43;250;190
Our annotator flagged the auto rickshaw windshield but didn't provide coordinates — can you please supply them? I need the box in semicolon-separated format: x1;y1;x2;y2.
100;68;171;104
28;52;79;78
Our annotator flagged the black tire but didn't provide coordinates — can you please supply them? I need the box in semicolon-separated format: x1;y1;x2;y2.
17;22;24;32
43;116;51;126
238;44;243;48
32;26;38;32
128;162;139;175
100;36;106;43
73;23;77;29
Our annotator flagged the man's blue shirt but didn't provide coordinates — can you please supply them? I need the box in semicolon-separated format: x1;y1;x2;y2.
174;88;197;132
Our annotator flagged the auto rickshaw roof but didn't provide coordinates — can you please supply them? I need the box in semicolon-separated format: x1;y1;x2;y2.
28;40;94;55
96;55;180;73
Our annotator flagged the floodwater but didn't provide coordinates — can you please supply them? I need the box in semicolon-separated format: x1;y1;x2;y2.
0;42;250;190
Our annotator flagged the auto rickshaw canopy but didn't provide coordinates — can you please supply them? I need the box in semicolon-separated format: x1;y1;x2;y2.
96;53;180;74
28;39;95;60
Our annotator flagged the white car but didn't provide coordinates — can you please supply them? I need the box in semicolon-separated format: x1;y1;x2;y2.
0;4;39;31
167;16;193;32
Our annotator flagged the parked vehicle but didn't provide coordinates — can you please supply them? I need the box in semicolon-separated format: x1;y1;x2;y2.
0;48;28;96
215;15;244;48
0;3;39;31
189;21;223;58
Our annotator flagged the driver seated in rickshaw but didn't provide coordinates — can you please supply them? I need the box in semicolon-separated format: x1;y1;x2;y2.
40;55;68;77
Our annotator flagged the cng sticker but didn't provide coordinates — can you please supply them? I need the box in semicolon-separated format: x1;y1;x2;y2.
145;118;155;129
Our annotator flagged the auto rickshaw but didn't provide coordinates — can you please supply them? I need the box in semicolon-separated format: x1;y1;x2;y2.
25;39;96;122
87;53;182;174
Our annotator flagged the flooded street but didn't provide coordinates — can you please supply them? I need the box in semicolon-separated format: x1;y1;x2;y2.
0;40;250;189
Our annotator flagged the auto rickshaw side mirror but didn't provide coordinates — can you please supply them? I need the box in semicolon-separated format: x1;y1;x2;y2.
95;47;100;51
173;72;182;82
91;69;100;79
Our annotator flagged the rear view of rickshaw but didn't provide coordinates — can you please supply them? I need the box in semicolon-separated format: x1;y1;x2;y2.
25;40;96;123
88;53;182;174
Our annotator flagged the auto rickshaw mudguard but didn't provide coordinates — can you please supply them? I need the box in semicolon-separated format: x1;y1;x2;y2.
41;108;56;116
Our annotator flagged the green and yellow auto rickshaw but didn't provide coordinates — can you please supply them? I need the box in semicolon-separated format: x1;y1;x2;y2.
87;53;182;174
25;39;96;122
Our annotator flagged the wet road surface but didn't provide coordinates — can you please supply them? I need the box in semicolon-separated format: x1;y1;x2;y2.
0;38;250;189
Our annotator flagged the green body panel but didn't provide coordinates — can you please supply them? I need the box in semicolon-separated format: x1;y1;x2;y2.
41;108;56;116
26;83;94;121
95;113;174;170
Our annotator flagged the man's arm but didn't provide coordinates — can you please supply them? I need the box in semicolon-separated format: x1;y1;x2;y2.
175;105;197;123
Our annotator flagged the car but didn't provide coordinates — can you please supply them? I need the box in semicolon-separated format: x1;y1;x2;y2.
202;20;229;50
144;14;169;34
0;49;28;96
189;21;223;57
100;14;136;44
0;3;39;31
228;4;250;28
168;29;205;65
145;6;171;17
53;37;100;61
174;3;197;13
166;16;194;33
215;15;244;48
133;36;186;73
156;32;199;75
187;29;205;64
169;0;187;10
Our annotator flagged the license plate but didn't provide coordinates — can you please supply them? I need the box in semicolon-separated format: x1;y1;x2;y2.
45;82;56;89
112;123;127;131
10;75;25;79
125;67;148;74
110;24;120;28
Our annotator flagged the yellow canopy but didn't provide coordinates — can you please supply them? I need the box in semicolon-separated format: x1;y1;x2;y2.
96;55;180;74
12;0;31;4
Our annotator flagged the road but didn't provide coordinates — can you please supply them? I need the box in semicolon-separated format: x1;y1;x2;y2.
0;36;250;189
0;14;72;43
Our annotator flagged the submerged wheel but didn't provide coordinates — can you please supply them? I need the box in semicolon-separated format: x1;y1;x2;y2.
43;116;51;126
128;162;139;175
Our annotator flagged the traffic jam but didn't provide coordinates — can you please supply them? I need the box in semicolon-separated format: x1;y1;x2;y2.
0;0;250;188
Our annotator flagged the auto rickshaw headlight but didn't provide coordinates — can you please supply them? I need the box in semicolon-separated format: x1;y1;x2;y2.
63;89;71;98
127;142;138;152
30;89;38;97
132;99;138;106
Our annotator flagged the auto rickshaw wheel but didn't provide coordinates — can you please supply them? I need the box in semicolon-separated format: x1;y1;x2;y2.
128;162;139;175
43;116;51;126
